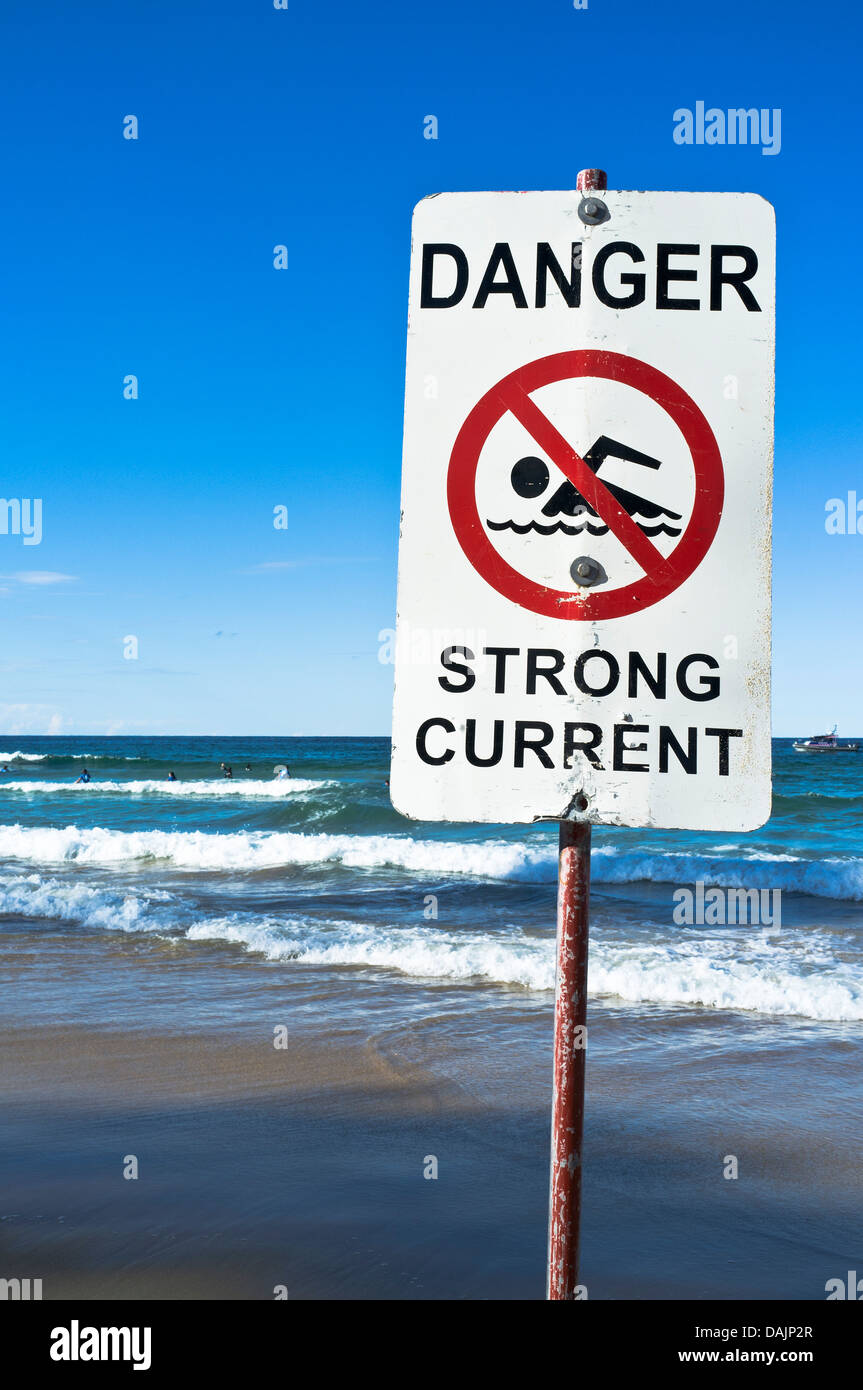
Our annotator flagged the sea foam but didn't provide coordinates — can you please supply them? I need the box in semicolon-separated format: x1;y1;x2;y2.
0;777;331;798
0;871;173;931
3;868;862;1021
0;823;861;900
184;913;863;1021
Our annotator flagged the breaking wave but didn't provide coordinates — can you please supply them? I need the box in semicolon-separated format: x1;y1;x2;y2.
3;869;862;1021
0;871;174;932
0;824;860;900
0;777;331;799
0;823;554;876
185;914;863;1021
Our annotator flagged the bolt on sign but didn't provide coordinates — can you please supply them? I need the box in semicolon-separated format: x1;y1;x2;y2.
391;190;775;830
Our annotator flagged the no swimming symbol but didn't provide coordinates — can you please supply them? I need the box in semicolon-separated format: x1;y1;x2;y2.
446;350;724;620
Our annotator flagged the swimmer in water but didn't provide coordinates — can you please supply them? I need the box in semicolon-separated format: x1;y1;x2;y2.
167;771;177;782
75;769;91;784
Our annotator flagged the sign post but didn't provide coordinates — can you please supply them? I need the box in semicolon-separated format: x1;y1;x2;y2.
391;167;775;1298
547;171;600;1303
548;815;591;1300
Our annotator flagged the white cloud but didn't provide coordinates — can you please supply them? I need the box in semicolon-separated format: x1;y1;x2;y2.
241;557;369;575
0;703;65;735
3;571;77;586
242;561;303;573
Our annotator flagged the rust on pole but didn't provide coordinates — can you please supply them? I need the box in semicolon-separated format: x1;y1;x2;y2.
576;168;607;192
546;165;605;1300
547;816;592;1300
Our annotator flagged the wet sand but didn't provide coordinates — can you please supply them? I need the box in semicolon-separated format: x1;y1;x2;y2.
1;1018;858;1300
0;1024;545;1300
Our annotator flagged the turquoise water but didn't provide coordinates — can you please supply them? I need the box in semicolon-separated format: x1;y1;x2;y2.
0;734;862;1029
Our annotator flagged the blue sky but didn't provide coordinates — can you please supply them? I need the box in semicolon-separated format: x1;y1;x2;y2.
0;0;860;736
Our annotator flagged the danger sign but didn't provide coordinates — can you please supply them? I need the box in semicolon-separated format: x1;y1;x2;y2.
391;189;774;830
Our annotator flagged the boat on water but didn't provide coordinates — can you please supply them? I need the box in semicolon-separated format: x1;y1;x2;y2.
792;725;859;752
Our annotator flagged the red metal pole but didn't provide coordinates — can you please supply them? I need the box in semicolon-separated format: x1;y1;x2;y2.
547;817;591;1300
576;168;607;192
546;166;605;1300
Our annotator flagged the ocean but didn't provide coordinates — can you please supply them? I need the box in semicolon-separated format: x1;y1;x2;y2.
1;734;861;1298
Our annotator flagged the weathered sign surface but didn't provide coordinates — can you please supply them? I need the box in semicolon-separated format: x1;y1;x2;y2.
391;190;775;829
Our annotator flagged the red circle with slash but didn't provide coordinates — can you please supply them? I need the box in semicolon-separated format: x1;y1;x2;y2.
446;349;724;620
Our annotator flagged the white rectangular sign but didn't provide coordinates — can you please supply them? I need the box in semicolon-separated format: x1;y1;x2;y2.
390;189;774;830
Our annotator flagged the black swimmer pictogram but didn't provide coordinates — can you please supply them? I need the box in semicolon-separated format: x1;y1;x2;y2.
487;436;683;538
